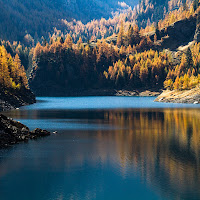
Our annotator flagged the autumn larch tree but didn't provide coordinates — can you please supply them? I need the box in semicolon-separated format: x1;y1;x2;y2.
117;21;125;47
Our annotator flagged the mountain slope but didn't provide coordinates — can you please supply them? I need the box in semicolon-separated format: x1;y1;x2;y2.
0;0;138;42
28;1;200;96
0;0;190;43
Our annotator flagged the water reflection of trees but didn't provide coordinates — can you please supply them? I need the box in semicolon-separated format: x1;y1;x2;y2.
96;109;200;200
2;108;200;199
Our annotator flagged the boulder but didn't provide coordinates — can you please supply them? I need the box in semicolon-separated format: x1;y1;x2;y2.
31;128;51;137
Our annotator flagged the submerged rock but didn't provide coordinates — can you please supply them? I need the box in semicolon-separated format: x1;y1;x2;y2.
0;114;50;148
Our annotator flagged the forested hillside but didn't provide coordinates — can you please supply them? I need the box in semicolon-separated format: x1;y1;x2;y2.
28;0;200;96
42;0;194;44
0;0;193;44
1;0;200;97
0;0;137;43
0;45;35;110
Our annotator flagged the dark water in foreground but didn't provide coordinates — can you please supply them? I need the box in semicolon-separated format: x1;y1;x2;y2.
1;97;200;200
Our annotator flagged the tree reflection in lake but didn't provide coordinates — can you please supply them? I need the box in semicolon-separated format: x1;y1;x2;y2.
94;109;200;200
1;102;200;200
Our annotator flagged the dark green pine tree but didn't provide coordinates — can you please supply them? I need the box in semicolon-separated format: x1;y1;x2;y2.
193;0;199;12
186;47;193;69
60;37;64;44
197;11;200;25
182;0;187;11
155;23;161;40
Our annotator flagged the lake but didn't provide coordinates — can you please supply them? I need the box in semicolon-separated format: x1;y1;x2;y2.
1;96;200;200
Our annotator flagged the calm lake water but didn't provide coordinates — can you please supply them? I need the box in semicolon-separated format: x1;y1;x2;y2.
1;97;200;200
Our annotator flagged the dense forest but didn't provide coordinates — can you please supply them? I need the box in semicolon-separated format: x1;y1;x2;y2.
29;31;159;95
0;0;137;43
164;43;200;90
43;0;195;44
0;45;28;90
28;0;200;95
0;0;193;44
1;0;200;96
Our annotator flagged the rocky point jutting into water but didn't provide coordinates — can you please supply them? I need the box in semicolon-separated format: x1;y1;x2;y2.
0;114;50;148
155;85;200;104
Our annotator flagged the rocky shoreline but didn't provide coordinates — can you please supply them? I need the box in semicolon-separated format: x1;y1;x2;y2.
35;88;162;97
155;86;200;104
0;87;36;112
0;114;50;148
115;90;161;97
0;87;161;149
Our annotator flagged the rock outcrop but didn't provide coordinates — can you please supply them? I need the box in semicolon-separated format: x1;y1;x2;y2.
0;114;50;148
147;15;197;50
0;87;36;112
115;90;161;97
155;85;200;104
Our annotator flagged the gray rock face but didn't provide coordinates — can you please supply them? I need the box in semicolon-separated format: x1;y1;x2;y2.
148;15;197;50
0;114;50;148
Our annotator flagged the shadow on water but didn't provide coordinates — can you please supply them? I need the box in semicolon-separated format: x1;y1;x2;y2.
1;97;200;200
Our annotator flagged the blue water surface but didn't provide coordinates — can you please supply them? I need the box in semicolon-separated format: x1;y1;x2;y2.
0;97;200;200
21;96;200;110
